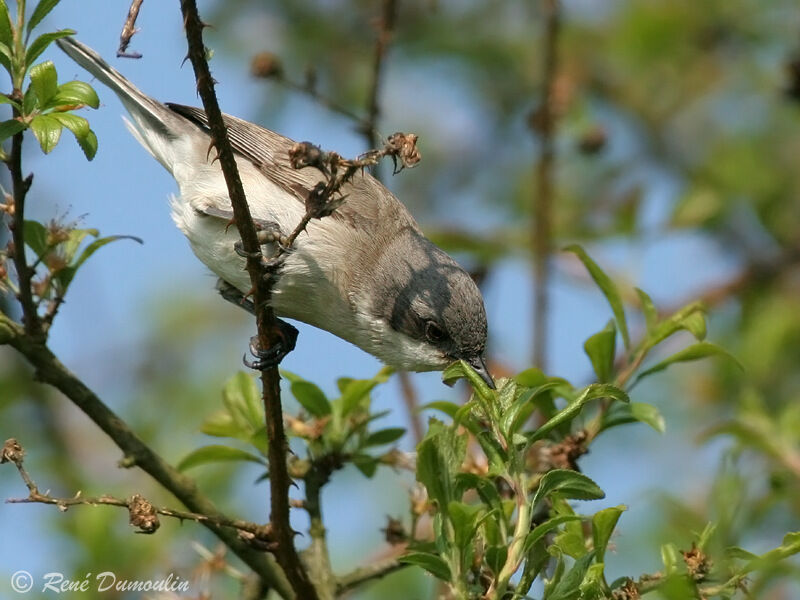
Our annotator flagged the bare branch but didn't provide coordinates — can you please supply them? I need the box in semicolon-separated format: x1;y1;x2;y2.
118;0;145;59
2;439;278;540
363;0;398;149
335;556;407;595
530;0;561;370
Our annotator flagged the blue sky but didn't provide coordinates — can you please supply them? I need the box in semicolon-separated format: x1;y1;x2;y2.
0;0;752;596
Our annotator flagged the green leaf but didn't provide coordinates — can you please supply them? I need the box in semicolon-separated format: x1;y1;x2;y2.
60;227;97;262
0;2;12;47
55;234;142;289
742;532;800;574
501;380;565;436
23;220;48;258
338;367;393;417
22;85;37;113
0;118;25;142
565;244;629;349
290;380;330;417
222;371;264;434
30;113;62;153
416;419;466;511
602;402;666;433
515;367;548;387
0;41;12;73
442;359;494;403
25;29;75;68
696;522;716;551
364;427;405;447
725;546;758;562
633;342;740;386
485;546;507;575
635;287;658;333
529;383;629;443
578;563;607;600
547;550;597;600
351;453;378;478
50;112;89;136
27;0;61;35
533;469;605;507
52;79;99;109
648;301;707;348
200;411;243;439
553;525;589;559
29;60;57;106
592;505;626;562
661;543;681;574
584;320;616;383
398;551;451;581
448;500;483;551
420;400;461;418
177;445;266;471
524;515;584;555
50;112;97;159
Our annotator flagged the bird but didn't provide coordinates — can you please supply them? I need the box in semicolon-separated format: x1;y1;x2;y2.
57;37;494;388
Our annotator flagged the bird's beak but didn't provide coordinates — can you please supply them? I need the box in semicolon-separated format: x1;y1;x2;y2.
467;355;496;390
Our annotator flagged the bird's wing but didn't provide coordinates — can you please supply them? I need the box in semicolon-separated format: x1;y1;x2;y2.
166;103;414;230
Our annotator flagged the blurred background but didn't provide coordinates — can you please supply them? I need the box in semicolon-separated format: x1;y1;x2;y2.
1;0;799;598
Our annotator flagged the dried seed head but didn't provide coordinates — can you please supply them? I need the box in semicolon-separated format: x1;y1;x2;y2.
382;516;407;545
682;543;712;582
250;52;283;79
578;125;607;155
128;494;160;534
1;438;24;465
611;579;641;600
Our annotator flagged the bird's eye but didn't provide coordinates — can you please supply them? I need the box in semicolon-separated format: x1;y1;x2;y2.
425;321;446;343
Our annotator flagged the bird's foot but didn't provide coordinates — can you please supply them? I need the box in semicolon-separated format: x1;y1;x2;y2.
234;220;289;268
216;279;255;315
243;320;299;370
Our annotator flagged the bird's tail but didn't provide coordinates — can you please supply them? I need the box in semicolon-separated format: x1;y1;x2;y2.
56;37;193;172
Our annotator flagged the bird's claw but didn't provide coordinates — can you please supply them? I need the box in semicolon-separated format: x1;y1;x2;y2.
242;320;299;370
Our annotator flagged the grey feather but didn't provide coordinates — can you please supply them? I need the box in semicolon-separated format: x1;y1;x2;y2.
56;36;491;381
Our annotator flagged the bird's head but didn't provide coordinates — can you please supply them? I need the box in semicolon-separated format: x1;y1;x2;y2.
356;227;493;388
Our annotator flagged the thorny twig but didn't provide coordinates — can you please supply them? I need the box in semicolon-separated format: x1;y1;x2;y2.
2;438;277;541
179;2;318;597
6;90;41;340
278;132;420;260
118;0;145;59
4;439;263;539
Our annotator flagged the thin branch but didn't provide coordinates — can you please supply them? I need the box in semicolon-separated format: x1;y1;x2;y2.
363;0;398;149
302;462;336;600
118;0;145;58
335;556;407;595
178;3;317;598
0;317;292;597
280;76;370;130
2;439;277;539
7;108;42;340
530;0;560;370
